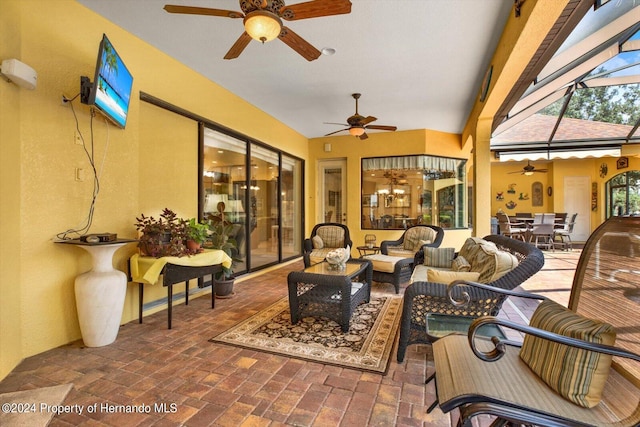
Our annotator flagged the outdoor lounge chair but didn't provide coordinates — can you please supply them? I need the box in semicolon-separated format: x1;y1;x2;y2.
431;216;640;427
397;234;544;362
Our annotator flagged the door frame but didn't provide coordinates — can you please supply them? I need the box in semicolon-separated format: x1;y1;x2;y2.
318;159;347;224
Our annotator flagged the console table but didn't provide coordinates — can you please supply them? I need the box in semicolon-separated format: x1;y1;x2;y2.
55;238;137;347
129;250;232;329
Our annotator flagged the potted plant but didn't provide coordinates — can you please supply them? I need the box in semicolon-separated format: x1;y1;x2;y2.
135;208;187;257
185;218;209;254
205;204;242;298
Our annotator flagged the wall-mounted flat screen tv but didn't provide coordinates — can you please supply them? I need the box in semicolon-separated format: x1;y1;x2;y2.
80;34;133;129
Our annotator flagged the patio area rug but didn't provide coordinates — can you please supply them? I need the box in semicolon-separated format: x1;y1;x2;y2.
210;295;402;373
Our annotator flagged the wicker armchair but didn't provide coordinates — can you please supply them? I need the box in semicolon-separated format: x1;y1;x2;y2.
303;223;353;266
397;234;544;362
431;216;640;427
380;225;444;257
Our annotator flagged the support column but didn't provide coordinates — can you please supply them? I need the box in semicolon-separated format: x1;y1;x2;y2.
474;118;493;238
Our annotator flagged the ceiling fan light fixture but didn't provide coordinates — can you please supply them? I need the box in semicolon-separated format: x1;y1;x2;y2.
244;10;282;43
349;126;365;137
523;170;534;176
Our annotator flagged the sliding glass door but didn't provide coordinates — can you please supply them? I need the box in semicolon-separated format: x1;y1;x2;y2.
202;127;303;273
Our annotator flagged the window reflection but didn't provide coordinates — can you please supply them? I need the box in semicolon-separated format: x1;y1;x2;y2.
361;155;467;230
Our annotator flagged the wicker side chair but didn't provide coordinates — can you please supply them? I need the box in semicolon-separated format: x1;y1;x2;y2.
397;234;544;362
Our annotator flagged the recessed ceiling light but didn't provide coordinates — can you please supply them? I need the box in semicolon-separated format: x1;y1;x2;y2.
321;47;335;56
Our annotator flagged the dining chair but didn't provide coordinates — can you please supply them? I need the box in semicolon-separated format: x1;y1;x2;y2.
531;213;544;225
554;212;568;229
530;219;555;250
554;212;578;250
496;212;527;241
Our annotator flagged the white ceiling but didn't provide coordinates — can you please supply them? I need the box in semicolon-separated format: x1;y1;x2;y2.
76;0;513;139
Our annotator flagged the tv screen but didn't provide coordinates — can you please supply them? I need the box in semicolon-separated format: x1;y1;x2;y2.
81;34;133;129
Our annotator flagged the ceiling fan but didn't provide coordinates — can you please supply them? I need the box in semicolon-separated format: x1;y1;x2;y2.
324;93;398;140
509;161;548;175
163;0;352;61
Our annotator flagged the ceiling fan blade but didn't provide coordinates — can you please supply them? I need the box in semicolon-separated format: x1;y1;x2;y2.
224;32;252;60
366;125;397;131
278;26;321;61
533;169;548;173
360;116;377;125
324;122;349;126
359;132;369;140
508;171;524;174
163;5;243;18
280;0;352;21
324;128;349;137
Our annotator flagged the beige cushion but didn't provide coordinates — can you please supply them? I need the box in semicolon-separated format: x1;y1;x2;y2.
467;241;518;283
520;299;616;408
386;246;415;258
410;265;445;283
458;237;489;264
316;225;345;248
403;227;437;251
458;237;518;283
363;254;407;273
451;255;471;272
312;235;324;249
427;269;480;284
309;248;334;265
423;247;455;268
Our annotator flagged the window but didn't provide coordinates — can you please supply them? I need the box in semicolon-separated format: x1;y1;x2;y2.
605;170;640;218
361;155;467;230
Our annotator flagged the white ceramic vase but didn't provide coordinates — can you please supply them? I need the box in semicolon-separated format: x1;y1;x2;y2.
74;243;128;347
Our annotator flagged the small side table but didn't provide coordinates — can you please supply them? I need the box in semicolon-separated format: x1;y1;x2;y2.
357;245;380;257
425;313;506;342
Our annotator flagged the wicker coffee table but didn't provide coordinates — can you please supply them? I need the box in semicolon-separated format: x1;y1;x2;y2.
287;259;373;332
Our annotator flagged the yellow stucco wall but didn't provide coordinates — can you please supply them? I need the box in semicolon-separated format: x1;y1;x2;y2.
0;0;308;379
0;0;23;382
309;129;473;252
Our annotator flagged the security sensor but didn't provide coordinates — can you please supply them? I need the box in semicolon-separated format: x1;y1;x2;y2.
0;59;37;90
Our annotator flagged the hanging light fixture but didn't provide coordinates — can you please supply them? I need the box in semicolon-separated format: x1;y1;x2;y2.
377;171;406;203
244;10;282;43
349;126;365;137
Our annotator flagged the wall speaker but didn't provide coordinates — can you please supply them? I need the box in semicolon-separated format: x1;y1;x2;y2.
1;58;37;90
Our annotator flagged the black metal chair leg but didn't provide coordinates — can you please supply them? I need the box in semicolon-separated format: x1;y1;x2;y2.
426;373;438;413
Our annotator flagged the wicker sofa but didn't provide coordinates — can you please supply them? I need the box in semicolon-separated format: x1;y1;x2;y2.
397;234;544;362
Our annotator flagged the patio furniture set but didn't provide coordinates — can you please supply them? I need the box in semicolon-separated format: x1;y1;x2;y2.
497;211;578;250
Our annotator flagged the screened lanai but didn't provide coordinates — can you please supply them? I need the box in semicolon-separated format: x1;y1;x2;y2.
491;1;640;161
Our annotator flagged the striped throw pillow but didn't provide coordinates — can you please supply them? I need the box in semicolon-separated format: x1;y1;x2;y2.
519;299;616;408
423;247;455;268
